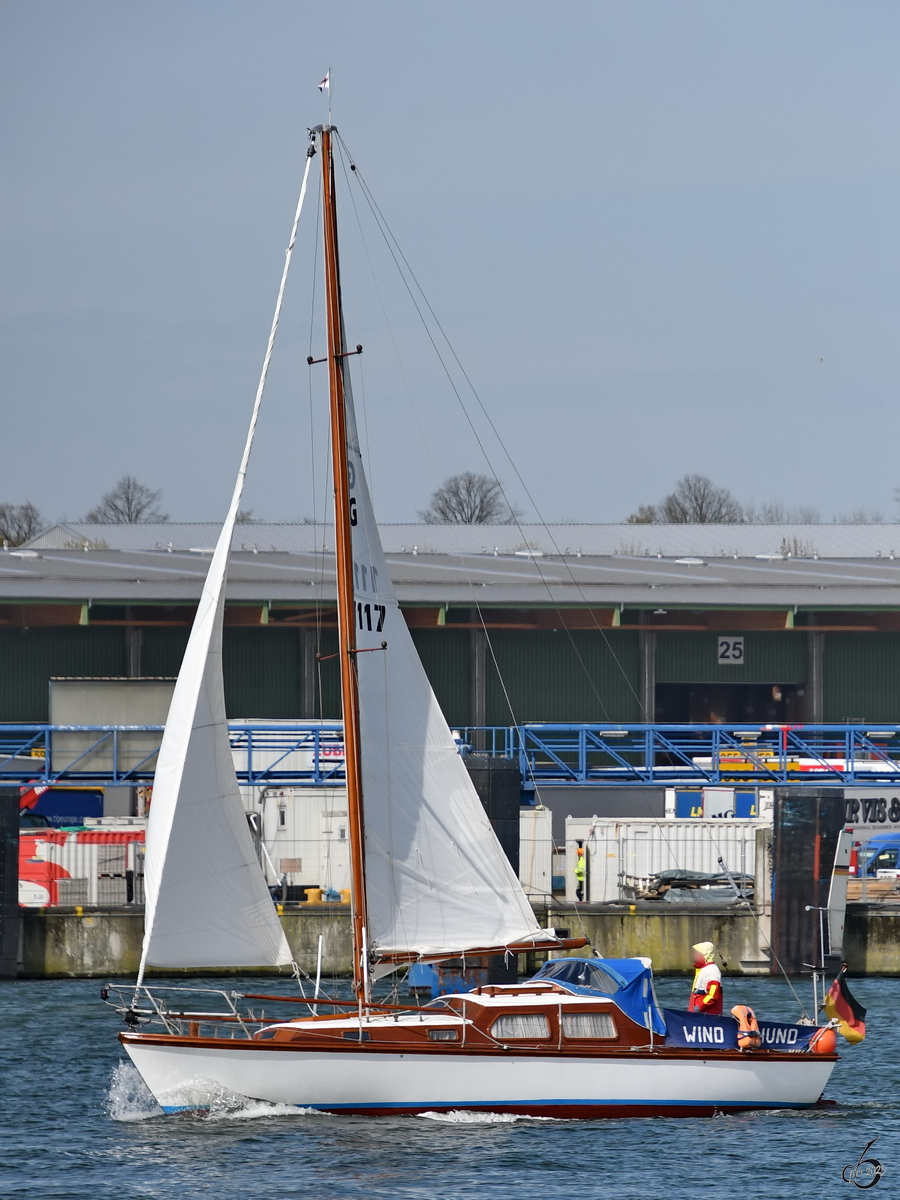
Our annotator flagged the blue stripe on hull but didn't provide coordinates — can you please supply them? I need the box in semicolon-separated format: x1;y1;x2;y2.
160;1097;815;1116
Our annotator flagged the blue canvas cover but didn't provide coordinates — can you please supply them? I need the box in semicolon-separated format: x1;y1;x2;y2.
532;957;666;1036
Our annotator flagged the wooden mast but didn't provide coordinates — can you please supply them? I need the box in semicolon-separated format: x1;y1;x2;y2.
320;125;369;1000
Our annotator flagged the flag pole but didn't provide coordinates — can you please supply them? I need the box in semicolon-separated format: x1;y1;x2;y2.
318;68;332;124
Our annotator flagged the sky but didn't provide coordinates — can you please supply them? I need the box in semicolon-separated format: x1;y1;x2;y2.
3;1;900;527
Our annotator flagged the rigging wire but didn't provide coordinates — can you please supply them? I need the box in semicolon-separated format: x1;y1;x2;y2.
334;148;377;498
333;134;679;901
327;133;817;988
701;818;810;1019
332;180;625;747
334;130;643;721
329;147;544;752
297;130;807;1007
332;140;435;497
332;135;705;935
330;136;593;950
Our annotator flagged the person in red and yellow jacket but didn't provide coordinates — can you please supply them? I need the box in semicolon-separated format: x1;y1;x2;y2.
687;941;723;1015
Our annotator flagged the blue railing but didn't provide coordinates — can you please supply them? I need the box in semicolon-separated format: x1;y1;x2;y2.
0;722;345;787
2;722;899;788
464;723;900;788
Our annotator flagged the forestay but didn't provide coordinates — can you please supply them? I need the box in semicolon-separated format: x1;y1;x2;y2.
138;153;314;975
341;365;547;961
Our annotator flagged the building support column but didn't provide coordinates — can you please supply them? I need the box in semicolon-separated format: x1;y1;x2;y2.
299;627;317;718
470;617;487;750
639;629;656;722
807;629;824;723
124;608;142;678
123;608;143;817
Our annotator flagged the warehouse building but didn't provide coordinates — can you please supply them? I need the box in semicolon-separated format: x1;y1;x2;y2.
4;521;900;728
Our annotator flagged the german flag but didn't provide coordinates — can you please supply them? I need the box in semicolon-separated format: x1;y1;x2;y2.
823;964;866;1044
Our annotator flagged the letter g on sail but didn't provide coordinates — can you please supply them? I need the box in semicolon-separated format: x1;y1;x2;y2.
842;1138;885;1189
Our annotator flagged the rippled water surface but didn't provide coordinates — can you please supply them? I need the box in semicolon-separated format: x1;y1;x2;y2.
2;974;897;1199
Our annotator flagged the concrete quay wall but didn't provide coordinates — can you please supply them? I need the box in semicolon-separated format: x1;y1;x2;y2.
532;903;772;975
16;902;900;978
20;905;353;979
844;905;900;975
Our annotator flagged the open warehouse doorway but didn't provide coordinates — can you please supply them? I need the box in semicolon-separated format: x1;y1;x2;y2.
655;681;806;724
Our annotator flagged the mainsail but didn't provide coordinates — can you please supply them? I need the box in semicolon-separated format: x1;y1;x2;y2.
341;367;547;960
138;151;314;975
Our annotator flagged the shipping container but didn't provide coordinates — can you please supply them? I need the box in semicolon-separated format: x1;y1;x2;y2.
18;823;145;907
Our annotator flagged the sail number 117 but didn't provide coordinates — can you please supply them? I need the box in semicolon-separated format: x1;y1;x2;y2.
357;602;386;632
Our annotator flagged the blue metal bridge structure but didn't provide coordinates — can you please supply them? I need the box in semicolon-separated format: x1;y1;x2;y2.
3;722;900;789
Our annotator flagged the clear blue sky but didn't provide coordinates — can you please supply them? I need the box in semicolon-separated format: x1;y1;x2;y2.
3;1;900;526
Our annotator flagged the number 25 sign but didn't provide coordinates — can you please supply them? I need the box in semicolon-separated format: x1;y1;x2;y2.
718;637;744;665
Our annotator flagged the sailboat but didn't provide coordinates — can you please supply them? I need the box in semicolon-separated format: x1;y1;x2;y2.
116;124;839;1118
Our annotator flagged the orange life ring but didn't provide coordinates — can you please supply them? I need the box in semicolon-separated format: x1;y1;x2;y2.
730;1004;761;1050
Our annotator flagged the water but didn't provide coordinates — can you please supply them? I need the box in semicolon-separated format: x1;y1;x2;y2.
1;974;897;1199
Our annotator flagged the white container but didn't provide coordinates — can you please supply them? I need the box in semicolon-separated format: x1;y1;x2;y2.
519;806;554;898
564;816;765;903
258;786;351;893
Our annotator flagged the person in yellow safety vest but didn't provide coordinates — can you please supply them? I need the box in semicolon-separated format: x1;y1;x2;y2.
574;846;586;901
688;941;723;1015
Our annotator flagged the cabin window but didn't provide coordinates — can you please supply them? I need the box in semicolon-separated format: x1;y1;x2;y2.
561;1012;617;1040
256;1029;279;1040
490;1014;551;1040
342;1030;371;1041
427;1028;459;1041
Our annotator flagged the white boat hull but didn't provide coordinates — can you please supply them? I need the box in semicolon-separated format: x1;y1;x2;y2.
123;1039;836;1119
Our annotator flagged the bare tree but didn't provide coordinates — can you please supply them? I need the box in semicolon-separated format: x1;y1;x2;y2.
661;475;744;523
86;476;168;524
235;509;255;523
833;507;885;524
626;475;744;524
0;501;42;546
744;500;821;524
625;504;659;525
419;472;521;525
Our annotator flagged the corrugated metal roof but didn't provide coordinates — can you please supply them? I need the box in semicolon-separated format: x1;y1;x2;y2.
24;520;900;559
2;544;900;608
